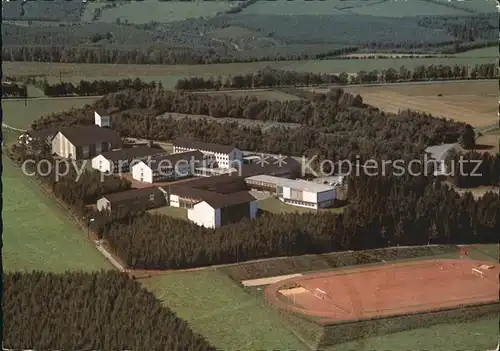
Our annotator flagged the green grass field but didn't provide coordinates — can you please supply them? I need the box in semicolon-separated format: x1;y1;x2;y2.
2;96;99;130
142;270;309;350
333;314;499;351
2;156;112;272
4;56;496;89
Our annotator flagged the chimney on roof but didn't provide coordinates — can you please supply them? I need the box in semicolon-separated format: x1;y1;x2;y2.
95;110;111;128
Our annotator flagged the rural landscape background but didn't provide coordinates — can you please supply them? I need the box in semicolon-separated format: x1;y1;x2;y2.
2;0;499;350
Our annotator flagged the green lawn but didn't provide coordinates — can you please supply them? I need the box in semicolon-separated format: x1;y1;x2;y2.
142;270;310;351
333;314;499;351
2;96;99;130
2;156;112;272
456;46;499;58
258;197;346;214
148;206;188;220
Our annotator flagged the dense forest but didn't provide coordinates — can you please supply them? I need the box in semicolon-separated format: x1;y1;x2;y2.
175;64;498;90
2;6;496;64
8;139;499;270
8;85;498;269
87;169;500;268
3;271;215;350
30;88;475;162
448;152;500;188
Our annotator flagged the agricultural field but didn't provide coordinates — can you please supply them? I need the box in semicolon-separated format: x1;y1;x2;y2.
142;270;309;351
94;1;231;24
455;46;499;58
237;0;495;16
2;155;111;272
2;96;99;130
4;57;496;89
338;80;497;128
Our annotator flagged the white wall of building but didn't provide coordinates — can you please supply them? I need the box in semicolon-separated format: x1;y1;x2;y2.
170;194;180;207
52;132;76;159
302;190;317;203
96;198;111;212
188;201;218;228
131;161;154;183
95;111;110;128
91;154;112;173
173;145;242;169
282;187;291;198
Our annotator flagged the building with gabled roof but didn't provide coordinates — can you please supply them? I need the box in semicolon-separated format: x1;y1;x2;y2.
91;146;168;173
51;125;121;160
130;150;205;183
172;139;242;169
96;187;166;213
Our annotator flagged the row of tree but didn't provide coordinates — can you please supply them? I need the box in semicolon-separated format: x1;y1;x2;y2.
4;271;215;350
25;77;161;97
448;151;500;188
2;82;27;98
175;64;498;90
30;89;474;162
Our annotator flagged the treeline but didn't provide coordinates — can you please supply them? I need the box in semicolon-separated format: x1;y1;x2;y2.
1;44;360;65
3;271;215;350
449;152;500;188
175;64;498;90
2;82;27;98
30;88;475;161
7;141;131;216
90;168;500;269
24;77;161;97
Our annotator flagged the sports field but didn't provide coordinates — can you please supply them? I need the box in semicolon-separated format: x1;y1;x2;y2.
2;156;111;272
4;57;496;88
2;96;99;130
142;270;309;351
340;80;497;127
266;259;499;324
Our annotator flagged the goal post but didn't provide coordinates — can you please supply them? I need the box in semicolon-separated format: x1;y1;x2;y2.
472;268;484;278
313;288;327;299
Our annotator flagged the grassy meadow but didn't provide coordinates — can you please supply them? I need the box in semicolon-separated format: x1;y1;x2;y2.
333;314;499;351
142;270;309;351
2;96;99;130
2;155;111;272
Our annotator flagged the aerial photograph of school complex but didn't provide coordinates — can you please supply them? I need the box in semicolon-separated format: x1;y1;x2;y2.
1;0;499;350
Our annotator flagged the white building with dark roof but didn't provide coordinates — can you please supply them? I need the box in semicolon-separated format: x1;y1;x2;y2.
131;151;204;183
173;139;242;169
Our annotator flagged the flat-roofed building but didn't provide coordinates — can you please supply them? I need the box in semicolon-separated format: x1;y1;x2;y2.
246;175;336;209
